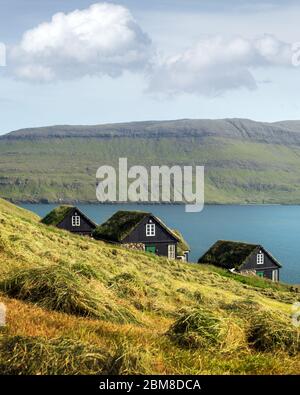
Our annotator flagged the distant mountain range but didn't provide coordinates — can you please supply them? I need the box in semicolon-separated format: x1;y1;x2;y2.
1;118;300;204
3;118;300;142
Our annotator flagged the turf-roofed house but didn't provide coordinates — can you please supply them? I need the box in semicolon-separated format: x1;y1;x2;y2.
41;205;96;236
93;210;190;261
198;240;281;281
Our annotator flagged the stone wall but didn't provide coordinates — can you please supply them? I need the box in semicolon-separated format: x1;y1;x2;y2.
240;269;257;277
122;243;145;252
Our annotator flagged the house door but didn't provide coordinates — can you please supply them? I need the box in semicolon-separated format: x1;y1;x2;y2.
145;245;156;254
256;271;264;278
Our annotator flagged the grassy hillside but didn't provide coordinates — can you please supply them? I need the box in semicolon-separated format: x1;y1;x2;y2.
0;198;299;374
1;118;300;204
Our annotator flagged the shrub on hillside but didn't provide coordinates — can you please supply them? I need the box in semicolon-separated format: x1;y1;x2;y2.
0;264;100;317
167;308;222;349
247;311;300;354
0;335;109;375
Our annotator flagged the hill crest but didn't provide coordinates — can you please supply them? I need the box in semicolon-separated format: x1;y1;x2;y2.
2;118;300;144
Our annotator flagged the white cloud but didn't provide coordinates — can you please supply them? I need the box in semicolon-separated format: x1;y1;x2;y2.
10;2;152;81
7;3;295;97
147;35;293;96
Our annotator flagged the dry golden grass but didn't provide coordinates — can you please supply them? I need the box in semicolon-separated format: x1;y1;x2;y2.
0;197;299;374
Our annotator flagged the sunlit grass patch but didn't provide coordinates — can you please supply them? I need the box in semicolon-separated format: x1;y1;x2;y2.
246;311;300;354
0;264;100;318
0;335;110;375
167;307;223;349
69;261;100;280
0;198;299;374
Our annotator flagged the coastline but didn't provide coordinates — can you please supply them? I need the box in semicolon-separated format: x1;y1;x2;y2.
10;198;296;206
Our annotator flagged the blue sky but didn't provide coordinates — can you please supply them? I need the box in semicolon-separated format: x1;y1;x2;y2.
0;0;300;134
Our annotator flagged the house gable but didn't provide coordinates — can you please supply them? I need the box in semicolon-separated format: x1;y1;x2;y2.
93;211;180;245
240;246;281;271
58;207;96;233
198;240;282;276
123;214;178;244
43;206;96;234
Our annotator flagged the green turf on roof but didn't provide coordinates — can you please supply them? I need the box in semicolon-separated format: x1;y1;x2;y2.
172;229;190;256
93;211;149;242
41;205;74;226
198;240;258;270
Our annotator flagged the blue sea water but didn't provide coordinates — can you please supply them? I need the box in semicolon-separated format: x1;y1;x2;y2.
20;203;300;285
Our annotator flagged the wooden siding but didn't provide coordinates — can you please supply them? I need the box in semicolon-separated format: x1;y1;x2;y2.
143;242;177;258
122;215;178;258
240;246;280;280
57;208;95;235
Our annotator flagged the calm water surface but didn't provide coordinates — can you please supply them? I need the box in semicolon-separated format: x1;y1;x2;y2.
20;203;300;284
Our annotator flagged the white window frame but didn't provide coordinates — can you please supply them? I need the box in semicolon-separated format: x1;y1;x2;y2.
272;270;278;281
146;223;155;237
168;244;176;260
72;214;81;227
257;253;264;265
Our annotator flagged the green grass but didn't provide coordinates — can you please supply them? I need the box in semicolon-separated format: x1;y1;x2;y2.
167;307;223;349
2;132;300;204
0;197;299;374
0;335;110;375
41;205;73;226
199;264;289;291
0;265;101;318
246;311;300;354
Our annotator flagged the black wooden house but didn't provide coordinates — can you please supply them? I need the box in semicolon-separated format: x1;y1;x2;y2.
93;210;190;260
41;205;96;236
198;240;281;281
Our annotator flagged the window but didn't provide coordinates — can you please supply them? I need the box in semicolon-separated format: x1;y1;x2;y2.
168;244;176;260
72;214;80;227
146;223;155;236
272;270;278;282
257;252;264;265
256;271;264;278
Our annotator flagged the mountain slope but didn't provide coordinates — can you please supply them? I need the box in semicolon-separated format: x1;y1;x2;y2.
1;118;300;203
0;198;299;374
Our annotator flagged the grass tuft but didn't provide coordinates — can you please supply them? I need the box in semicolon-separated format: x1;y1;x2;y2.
0;265;100;318
1;198;300;374
69;261;99;280
246;311;300;354
105;340;154;375
0;335;109;375
167;307;222;349
108;272;146;298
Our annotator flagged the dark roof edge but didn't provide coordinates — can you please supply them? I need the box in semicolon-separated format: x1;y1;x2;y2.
258;245;282;268
119;211;150;241
150;214;181;242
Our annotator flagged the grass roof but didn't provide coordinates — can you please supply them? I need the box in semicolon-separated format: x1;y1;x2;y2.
93;210;184;245
41;205;74;226
198;240;258;270
172;229;190;256
93;211;149;242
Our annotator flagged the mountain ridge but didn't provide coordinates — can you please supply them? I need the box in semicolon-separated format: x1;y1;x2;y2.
2;118;300;203
2;118;300;144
